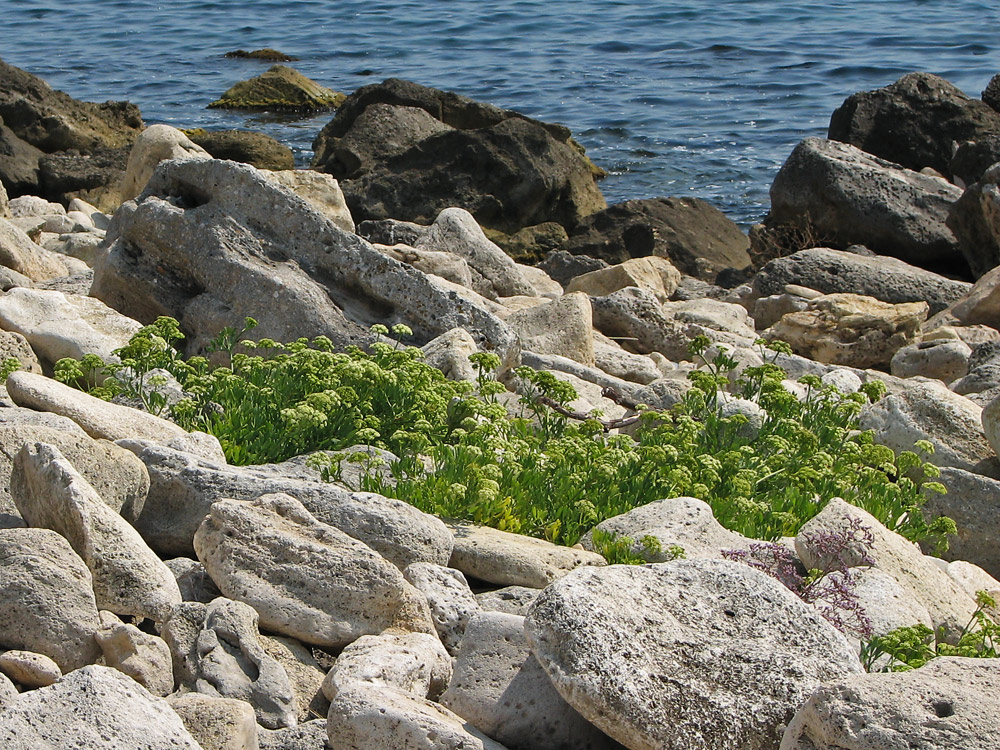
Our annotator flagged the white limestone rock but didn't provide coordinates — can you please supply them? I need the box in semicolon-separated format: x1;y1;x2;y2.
403;561;482;655
167;692;260;750
262;168;354;233
506;291;596;367
0;650;61;688
121;124;211;201
95;616;174;697
0;216;69;281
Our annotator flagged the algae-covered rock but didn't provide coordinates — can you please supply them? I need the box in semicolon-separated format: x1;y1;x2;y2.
224;48;298;62
209;65;344;112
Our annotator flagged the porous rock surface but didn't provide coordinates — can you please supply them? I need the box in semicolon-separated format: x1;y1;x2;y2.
524;559;863;750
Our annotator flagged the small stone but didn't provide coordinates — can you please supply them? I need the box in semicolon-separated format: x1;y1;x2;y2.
95;619;174;697
0;650;61;688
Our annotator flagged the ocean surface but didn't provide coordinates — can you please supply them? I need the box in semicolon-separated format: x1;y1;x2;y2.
2;0;999;225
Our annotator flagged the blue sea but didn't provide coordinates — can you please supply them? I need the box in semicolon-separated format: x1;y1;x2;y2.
2;0;999;225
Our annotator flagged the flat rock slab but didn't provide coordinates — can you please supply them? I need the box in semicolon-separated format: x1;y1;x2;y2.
0;665;203;749
781;657;1000;750
525;559;862;750
448;521;605;588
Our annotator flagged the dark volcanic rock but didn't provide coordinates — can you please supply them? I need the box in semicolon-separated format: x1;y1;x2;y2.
313;79;605;234
184;129;294;170
752;247;971;315
828;72;1000;176
0;57;142;153
983;73;1000;113
562;197;751;282
948;165;1000;278
950;135;1000;187
538;250;609;287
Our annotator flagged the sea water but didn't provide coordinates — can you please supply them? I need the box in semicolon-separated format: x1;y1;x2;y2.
2;0;998;225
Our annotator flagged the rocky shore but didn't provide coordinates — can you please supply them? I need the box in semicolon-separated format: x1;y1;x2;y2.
0;56;999;750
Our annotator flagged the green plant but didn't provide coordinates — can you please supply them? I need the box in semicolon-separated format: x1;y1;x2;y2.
861;590;999;671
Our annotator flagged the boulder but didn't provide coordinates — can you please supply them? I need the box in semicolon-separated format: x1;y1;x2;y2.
441;611;619;750
950;134;1000;186
415;207;536;298
37;144;129;211
326;683;509;750
475;586;540;616
209;65;343;111
859;376;997;476
185;128;294;170
0;216;70;280
0;287;141;368
0;175;7;216
945;560;1000;619
828;72;1000;176
93;158;517;363
782;657;1000;750
260;168;354;232
167;693;259;750
166;557;223;603
751;247;970;316
322;631;452;702
315;79;605;233
566;255;681;302
484;222;569;265
377;242;475;289
261;635;329;722
162;597;297;729
120;124;209;202
796;498;977;641
0;665;202;750
580;496;752;562
193;493;435;648
766;293;927;369
538;249;609;287
0;117;43;196
925;467;1000;578
120;439;452;565
524;560;862;750
259;721;331;750
592;335;663;384
421;327;479;381
507;292;595;367
939;259;1000;329
0;58;143;154
947;164;1000;278
563;197;751;281
984;73;1000;112
0;650;61;688
765;138;963;273
448;520;606;588
0;527;102;671
403;561;481;654
12;442;181;621
890;339;971;382
95;617;174;697
5;370;192;444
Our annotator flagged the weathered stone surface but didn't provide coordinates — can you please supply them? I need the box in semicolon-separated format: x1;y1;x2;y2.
890;339;971;382
563;197;751;281
93;158;517;362
829;72;1000;175
592;335;663;384
260;168;354;232
0;179;7;217
0;649;61;687
37;144;129;211
940;258;1000;330
950;133;1000;186
0;287;141;367
0;673;16;708
765;138;963;271
210;65;343;111
507;292;595;367
261;634;329;722
581;496;751;562
796;498;977;641
945;560;1000;620
448;521;606;588
403;561;481;655
525;560;862;750
12;442;181;620
538;249;609;287
121;439;452;566
0;423;148;531
860;376;997;476
6;370;191;443
442;611;620;750
322;631;452;702
589;286;708;360
781;657;1000;750
0;216;69;280
566;255;682;303
259;720;330;750
120;124;210;202
0;58;143;154
96;617;174;696
167;692;260;750
377;242;475;288
767;293;927;369
415;208;535;299
0;527;101;670
194;493;435;648
326;683;509;750
162;597;297;729
421;327;479;381
751;247;970;316
948;164;1000;278
923;468;1000;579
166;557;223;603
186;128;294;170
815;566;933;643
475;586;540;616
0;665;201;750
0;118;43;197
